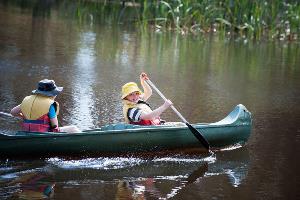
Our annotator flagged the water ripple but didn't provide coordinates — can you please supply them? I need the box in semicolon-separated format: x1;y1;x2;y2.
47;157;145;170
47;155;212;170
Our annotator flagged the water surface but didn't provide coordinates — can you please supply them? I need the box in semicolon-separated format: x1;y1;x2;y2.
0;1;300;199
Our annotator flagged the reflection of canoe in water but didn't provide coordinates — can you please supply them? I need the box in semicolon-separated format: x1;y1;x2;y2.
48;147;249;182
0;104;252;157
1;148;249;199
47;147;250;200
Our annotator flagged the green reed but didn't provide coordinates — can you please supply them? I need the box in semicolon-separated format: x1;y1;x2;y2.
137;0;299;40
6;0;297;41
62;0;300;40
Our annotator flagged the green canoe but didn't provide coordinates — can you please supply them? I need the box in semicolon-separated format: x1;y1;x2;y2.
0;104;252;157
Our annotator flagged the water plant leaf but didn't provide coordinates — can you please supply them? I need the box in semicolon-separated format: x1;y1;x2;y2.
237;23;254;31
216;18;232;27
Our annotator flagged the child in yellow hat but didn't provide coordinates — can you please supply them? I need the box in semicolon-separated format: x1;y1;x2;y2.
121;73;173;125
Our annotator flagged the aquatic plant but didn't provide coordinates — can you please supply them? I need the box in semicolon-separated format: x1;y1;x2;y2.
139;0;299;40
2;0;298;41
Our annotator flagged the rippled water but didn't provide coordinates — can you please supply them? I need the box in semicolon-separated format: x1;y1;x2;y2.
0;1;300;199
1;147;249;199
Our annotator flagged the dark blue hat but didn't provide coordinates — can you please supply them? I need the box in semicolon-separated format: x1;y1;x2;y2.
32;79;63;97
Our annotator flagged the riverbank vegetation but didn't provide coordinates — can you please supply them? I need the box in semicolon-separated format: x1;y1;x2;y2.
68;0;300;41
137;0;299;41
2;0;299;41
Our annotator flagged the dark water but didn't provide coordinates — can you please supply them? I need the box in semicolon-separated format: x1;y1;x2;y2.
1;1;300;199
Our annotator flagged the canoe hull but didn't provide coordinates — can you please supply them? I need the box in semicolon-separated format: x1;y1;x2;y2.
0;104;252;157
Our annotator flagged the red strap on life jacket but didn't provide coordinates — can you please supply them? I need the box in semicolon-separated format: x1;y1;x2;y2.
21;114;52;132
130;118;161;126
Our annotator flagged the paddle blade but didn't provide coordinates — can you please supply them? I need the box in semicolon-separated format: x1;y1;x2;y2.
186;123;210;150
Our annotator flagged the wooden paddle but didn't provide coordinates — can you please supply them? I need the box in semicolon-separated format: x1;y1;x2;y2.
145;79;210;150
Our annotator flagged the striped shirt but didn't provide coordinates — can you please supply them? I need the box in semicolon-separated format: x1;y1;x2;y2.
127;100;152;122
127;107;142;122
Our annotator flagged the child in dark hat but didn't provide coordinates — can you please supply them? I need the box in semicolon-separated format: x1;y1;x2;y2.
10;79;80;133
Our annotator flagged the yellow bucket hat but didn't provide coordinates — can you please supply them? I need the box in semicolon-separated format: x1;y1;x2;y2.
121;82;141;99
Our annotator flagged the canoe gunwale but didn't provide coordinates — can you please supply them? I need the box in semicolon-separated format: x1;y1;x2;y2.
0;104;251;140
2;122;250;139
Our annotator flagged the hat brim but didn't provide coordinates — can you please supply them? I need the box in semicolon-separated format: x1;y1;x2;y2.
32;87;63;97
121;90;141;99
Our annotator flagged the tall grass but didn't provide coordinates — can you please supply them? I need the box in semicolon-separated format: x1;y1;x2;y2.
66;0;300;40
138;0;300;40
3;0;299;41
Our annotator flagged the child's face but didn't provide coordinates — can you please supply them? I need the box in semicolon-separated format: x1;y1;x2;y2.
125;91;140;103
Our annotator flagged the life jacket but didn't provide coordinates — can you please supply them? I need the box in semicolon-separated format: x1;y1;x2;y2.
122;99;161;126
20;95;60;132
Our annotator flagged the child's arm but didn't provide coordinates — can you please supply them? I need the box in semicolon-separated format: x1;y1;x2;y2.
140;73;152;101
10;105;23;118
140;99;172;120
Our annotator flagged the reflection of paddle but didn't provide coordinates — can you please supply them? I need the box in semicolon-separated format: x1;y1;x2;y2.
164;163;208;199
145;79;210;150
186;163;208;184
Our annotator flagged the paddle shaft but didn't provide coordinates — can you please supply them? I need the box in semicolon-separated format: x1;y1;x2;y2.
145;80;187;123
0;111;13;117
145;79;210;150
